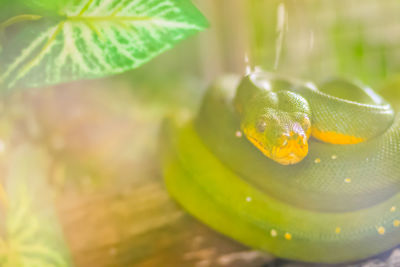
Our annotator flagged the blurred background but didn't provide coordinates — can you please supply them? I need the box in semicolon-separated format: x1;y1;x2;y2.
4;0;400;266
126;0;400;113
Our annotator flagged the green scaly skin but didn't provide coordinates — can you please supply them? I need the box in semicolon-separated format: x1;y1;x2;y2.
233;75;312;165
161;72;400;263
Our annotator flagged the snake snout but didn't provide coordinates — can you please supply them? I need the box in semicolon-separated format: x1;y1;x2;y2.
272;133;309;165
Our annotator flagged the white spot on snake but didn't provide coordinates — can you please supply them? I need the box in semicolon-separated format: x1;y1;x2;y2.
270;229;277;237
314;158;321;164
235;131;242;138
246;196;252;202
331;155;337;160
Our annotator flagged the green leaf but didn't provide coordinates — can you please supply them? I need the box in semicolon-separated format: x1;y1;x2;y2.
22;0;69;15
0;0;208;90
0;145;72;267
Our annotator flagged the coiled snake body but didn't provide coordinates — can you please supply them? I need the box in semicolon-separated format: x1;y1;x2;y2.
161;72;400;263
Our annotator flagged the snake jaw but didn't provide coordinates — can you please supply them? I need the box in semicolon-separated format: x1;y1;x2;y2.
245;131;309;165
245;134;274;159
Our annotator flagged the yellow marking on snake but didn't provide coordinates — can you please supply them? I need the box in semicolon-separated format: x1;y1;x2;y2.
335;227;341;234
273;137;308;164
312;128;366;144
284;233;292;240
377;226;385;235
246;134;307;165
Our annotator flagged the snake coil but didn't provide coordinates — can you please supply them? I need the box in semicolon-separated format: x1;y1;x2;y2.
162;72;400;263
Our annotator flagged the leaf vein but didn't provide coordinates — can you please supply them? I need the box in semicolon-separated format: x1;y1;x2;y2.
9;22;65;88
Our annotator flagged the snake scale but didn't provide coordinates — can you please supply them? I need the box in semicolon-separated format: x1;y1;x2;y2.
161;71;400;263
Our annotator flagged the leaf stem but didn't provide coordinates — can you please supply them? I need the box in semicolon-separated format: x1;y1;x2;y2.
67;15;151;23
0;14;42;31
0;183;8;211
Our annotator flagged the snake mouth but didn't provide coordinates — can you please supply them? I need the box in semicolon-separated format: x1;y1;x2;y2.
246;134;308;165
272;136;309;165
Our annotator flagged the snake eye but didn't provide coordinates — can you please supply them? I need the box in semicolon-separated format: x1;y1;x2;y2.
256;121;267;133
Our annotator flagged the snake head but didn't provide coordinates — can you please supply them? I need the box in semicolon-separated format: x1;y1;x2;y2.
241;91;312;165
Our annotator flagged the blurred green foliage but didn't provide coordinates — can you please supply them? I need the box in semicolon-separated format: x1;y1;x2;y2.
245;0;400;90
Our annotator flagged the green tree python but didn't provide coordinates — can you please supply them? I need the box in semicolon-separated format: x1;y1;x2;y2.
161;71;400;263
